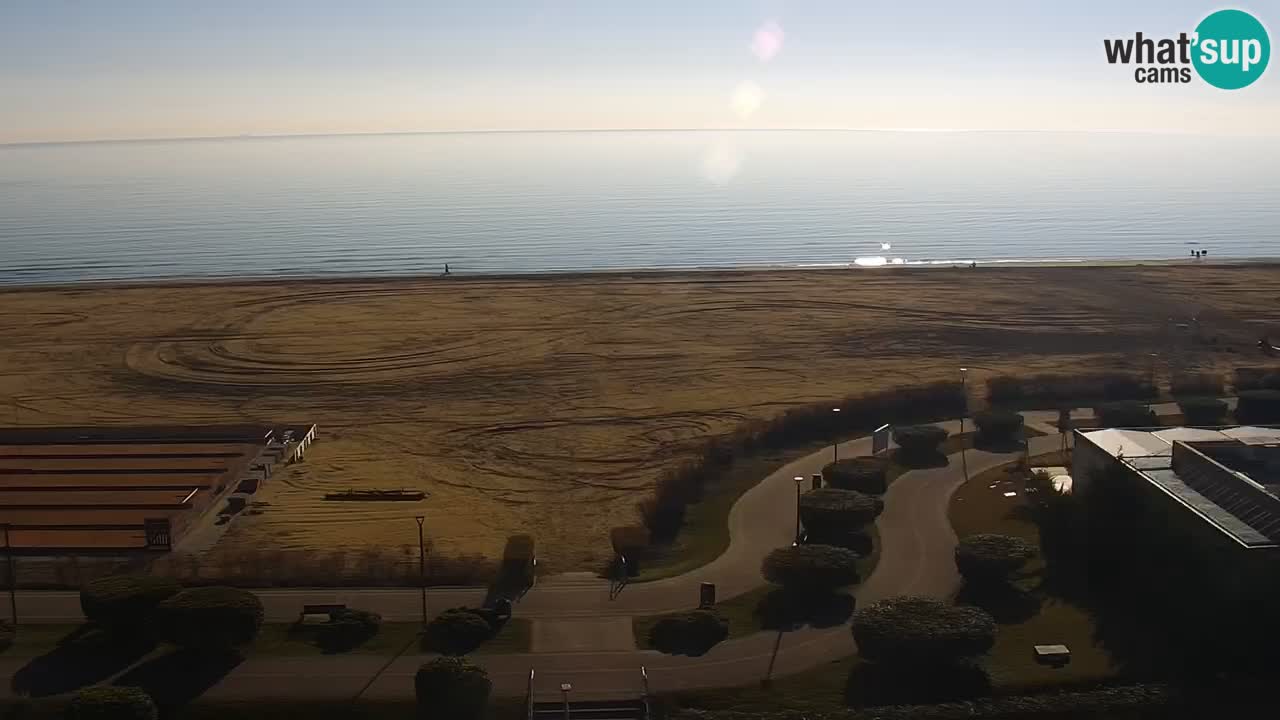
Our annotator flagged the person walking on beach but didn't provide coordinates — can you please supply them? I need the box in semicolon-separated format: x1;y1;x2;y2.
444;263;450;275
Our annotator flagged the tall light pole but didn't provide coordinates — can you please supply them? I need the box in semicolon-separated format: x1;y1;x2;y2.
959;368;970;483
793;476;805;544
4;524;15;626
831;408;842;463
414;516;427;627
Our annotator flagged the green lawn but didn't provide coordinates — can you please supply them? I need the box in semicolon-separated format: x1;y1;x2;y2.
249;618;532;657
0;623;86;658
949;454;1117;692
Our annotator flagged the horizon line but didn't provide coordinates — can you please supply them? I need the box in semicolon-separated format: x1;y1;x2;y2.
0;126;1235;148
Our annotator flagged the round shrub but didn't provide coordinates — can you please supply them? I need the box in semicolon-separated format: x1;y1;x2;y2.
799;488;884;539
1236;389;1280;424
317;608;382;653
0;619;13;653
80;575;180;630
955;534;1037;584
822;457;889;494
415;657;491;720
155;586;263;651
648;608;729;656
973;410;1024;444
1095;402;1157;428
423;608;493;655
762;544;861;592
852;596;996;666
65;686;157;720
1177;397;1229;426
892;425;948;456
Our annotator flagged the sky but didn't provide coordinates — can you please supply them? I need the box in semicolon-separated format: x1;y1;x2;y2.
1;0;1278;143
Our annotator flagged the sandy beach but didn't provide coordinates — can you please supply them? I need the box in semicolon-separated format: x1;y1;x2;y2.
2;263;1278;571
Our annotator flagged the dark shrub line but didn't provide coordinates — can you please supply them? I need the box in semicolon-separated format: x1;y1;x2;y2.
986;372;1156;409
635;382;966;544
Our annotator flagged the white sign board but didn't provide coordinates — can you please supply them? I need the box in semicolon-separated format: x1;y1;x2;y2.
872;424;891;455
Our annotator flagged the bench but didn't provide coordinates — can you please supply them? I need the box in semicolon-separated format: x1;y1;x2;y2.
299;603;347;625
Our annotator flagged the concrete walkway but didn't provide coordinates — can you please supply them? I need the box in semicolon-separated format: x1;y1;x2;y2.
3;416;1069;703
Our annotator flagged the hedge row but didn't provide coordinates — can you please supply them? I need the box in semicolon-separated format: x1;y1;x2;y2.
154;586;264;651
822;457;889;494
954;534;1037;584
1171;372;1225;397
66;686;158;720
972;410;1023;444
423;608;496;656
799;488;883;539
762;544;862;592
669;683;1171;720
648;608;729;656
987;372;1155;408
1234;366;1280;392
637;382;965;543
1177;397;1229;426
851;597;995;666
415;657;491;720
80;575;180;630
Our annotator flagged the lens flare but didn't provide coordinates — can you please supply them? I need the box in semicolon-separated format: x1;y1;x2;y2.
700;142;743;185
731;81;764;119
751;21;785;61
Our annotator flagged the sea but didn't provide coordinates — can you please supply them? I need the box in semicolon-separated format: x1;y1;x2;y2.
1;130;1277;286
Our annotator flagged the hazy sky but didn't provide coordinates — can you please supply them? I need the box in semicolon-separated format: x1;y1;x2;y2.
2;0;1277;143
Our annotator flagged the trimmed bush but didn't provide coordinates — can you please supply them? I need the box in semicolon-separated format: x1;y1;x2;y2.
1095;401;1157;428
1177;397;1229;426
317;608;382;653
954;534;1037;584
822;457;889;494
423;608;493;655
155;586;263;651
414;657;491;720
1172;372;1225;397
0;619;13;653
65;686;157;720
973;410;1023;445
1236;389;1280;424
762;544;861;592
852;596;996;666
80;575;180;631
497;535;535;591
648;608;729;656
799;488;883;540
1235;366;1280;392
892;425;948;458
987;372;1155;408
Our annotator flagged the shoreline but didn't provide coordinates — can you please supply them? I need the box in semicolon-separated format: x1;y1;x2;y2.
2;256;1277;294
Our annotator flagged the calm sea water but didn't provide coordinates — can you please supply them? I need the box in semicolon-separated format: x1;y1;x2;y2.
1;131;1277;285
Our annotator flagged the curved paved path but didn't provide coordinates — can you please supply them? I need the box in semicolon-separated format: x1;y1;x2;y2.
3;408;1107;702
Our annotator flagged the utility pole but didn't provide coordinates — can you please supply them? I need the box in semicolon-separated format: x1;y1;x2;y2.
415;516;427;627
4;524;16;626
831;408;841;463
793;476;805;544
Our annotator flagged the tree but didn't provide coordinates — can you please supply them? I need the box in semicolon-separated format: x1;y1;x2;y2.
1177;397;1229;426
973;410;1024;446
799;488;883;541
648;609;729;656
892;425;948;461
414;657;491;720
762;544;861;593
821;457;889;494
1096;402;1157;428
423;609;493;655
65;686;157;720
852;596;995;666
955;534;1037;584
79;576;180;631
154;586;263;651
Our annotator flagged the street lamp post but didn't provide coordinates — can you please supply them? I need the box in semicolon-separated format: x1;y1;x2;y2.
414;516;427;627
831;408;842;463
560;682;573;720
793;476;805;544
4;524;15;626
959;368;970;483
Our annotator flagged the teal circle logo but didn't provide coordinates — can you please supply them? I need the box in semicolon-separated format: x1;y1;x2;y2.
1192;9;1270;89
